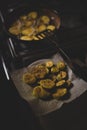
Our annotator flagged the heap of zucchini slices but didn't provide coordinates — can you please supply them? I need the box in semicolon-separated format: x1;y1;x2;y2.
22;60;73;100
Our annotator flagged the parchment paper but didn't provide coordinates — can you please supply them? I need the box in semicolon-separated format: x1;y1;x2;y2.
11;53;87;116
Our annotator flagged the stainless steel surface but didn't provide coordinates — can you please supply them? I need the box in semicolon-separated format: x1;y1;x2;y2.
1;55;10;80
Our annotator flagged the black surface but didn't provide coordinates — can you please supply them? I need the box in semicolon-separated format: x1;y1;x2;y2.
40;91;87;130
0;1;87;130
0;56;43;130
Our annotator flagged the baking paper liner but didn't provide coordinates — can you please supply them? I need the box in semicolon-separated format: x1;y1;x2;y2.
11;53;87;116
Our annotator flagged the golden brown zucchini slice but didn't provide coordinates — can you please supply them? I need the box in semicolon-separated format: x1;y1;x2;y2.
28;11;38;19
40;15;50;24
57;71;67;81
51;66;59;73
47;25;55;31
20;35;34;41
38;24;47;32
32;65;49;79
22;72;36;84
56;80;66;87
45;61;54;68
52;88;67;99
33;86;50;99
57;61;66;70
39;79;55;89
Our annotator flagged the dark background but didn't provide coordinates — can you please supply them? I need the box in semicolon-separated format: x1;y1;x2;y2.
0;0;87;130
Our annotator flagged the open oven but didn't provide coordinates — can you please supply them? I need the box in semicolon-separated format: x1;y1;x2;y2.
0;0;87;130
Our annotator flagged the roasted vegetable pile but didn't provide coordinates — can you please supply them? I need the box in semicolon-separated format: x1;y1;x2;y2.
22;60;73;100
8;11;56;41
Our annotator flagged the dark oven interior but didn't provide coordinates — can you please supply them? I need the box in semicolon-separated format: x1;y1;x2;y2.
0;0;87;81
0;0;87;67
0;1;87;130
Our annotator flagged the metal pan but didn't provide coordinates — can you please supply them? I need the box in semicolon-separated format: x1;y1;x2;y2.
1;5;61;44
